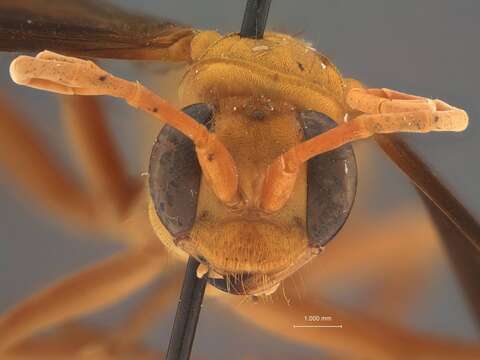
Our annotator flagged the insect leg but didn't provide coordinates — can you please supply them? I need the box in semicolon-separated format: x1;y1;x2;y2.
60;96;141;220
5;322;161;359
116;270;183;345
221;293;480;359
0;243;166;353
10;51;239;205
0;94;97;226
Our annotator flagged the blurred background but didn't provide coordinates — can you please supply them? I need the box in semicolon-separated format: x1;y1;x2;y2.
0;0;479;358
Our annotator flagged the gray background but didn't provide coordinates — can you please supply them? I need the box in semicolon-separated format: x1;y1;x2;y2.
0;0;479;358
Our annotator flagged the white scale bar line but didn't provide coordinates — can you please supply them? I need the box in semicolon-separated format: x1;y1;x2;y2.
293;325;343;328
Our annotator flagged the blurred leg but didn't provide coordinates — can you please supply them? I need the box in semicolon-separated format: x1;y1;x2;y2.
60;96;141;220
116;270;183;345
6;323;161;360
220;295;480;360
0;93;97;226
0;243;166;353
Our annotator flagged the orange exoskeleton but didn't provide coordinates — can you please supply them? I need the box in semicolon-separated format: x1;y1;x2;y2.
9;30;468;296
0;0;471;356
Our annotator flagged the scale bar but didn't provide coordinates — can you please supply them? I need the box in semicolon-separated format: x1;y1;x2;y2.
293;325;343;328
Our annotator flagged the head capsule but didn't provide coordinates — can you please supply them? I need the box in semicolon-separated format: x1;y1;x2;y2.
148;103;357;295
180;31;346;120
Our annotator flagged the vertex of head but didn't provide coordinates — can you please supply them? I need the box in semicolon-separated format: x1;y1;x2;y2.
240;0;272;39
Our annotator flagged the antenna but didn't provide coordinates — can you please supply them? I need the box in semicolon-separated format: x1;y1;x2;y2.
166;4;275;359
240;0;272;39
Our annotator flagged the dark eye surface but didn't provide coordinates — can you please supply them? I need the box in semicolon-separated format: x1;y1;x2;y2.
298;110;358;248
148;103;213;237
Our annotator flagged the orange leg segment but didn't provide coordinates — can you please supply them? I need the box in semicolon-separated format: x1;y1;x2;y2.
0;243;166;353
60;96;140;219
260;87;469;212
0;93;98;226
9;51;239;205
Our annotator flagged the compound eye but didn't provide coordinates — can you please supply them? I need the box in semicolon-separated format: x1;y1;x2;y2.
148;103;213;237
298;110;358;247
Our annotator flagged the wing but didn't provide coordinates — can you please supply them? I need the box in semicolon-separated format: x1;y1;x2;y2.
376;134;480;320
0;0;196;61
375;134;480;253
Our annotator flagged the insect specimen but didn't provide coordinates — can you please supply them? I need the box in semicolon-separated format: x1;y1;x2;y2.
0;0;478;359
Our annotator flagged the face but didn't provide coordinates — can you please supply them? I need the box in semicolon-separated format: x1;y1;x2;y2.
186;97;310;294
148;32;357;295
